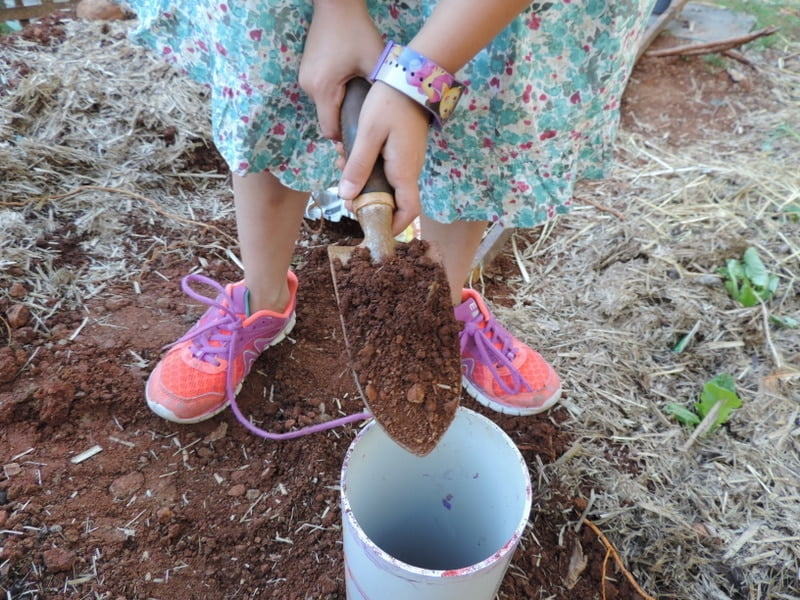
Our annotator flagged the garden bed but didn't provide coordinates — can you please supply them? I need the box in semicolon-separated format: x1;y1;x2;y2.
1;14;798;600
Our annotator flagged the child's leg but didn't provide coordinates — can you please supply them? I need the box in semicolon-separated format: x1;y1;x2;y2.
421;215;562;416
419;215;487;305
233;171;309;313
145;171;308;423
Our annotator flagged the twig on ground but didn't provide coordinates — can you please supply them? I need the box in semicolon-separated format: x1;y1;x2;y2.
0;315;11;346
759;299;783;369
576;197;626;221
602;547;612;600
646;26;779;58
584;519;657;600
722;49;756;68
636;0;692;62
680;399;724;452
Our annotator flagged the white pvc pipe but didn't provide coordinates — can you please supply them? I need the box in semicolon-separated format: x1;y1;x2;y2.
341;407;532;599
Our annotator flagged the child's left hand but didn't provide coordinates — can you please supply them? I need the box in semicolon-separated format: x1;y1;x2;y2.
299;0;385;142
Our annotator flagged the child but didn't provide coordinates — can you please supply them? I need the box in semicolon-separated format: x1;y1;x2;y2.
128;0;653;426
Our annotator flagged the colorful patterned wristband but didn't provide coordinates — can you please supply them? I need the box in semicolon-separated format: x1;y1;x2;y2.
369;40;465;128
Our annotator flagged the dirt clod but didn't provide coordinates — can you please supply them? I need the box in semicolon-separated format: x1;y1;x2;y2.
406;382;425;404
42;547;76;573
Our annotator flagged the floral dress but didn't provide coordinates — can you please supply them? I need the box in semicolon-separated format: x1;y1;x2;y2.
127;0;654;227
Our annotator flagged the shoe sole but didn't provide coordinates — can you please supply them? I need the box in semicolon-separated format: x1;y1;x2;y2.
146;313;297;424
461;375;562;417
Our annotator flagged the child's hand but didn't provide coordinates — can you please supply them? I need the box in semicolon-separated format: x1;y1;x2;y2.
337;82;430;237
299;1;384;141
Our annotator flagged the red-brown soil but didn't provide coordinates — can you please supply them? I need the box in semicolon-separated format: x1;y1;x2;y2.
1;217;617;599
331;240;461;457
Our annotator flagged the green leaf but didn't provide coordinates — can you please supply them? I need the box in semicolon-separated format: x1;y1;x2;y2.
743;247;769;288
724;279;738;300
710;373;737;393
694;374;742;432
721;259;744;300
665;403;701;427
766;274;779;297
719;250;779;307
737;282;761;307
672;322;700;354
722;259;741;298
727;259;746;280
672;333;691;354
770;315;800;329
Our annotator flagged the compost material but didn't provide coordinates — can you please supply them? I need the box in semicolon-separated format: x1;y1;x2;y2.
331;239;461;456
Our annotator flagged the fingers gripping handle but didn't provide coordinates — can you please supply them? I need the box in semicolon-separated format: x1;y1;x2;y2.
340;78;396;262
340;78;394;196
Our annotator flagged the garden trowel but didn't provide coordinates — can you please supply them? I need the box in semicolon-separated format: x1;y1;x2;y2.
328;78;461;456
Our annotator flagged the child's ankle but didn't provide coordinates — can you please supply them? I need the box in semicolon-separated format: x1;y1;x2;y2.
246;285;291;315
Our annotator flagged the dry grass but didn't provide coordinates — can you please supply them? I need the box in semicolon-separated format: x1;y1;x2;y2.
1;17;799;600
492;47;800;600
1;20;233;323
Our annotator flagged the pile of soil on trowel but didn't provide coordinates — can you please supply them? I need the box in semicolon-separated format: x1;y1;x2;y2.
332;239;462;455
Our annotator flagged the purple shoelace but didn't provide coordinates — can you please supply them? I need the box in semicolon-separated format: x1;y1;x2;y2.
460;314;532;396
173;273;371;440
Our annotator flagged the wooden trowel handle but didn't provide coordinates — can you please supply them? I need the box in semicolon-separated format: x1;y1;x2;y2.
340;78;396;262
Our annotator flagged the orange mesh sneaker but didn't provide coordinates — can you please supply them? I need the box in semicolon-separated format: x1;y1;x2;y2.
455;288;561;416
145;273;297;423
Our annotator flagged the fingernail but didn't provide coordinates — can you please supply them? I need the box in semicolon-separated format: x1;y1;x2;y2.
338;179;358;200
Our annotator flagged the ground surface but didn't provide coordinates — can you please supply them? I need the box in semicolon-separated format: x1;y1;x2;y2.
2;11;798;600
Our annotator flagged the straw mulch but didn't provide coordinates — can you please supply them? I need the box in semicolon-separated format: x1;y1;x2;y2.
1;18;235;317
1;18;798;600
488;47;800;599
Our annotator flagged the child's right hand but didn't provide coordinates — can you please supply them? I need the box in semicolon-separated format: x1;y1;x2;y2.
337;82;430;238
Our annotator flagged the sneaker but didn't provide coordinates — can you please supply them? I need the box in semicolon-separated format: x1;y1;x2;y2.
145;273;297;423
455;288;561;416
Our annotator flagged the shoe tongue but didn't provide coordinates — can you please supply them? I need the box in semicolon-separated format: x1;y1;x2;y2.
469;300;481;321
229;284;250;317
455;296;517;361
455;298;482;324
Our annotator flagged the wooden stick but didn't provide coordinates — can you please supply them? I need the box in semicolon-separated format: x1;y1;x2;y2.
646;26;779;58
636;0;693;62
577;197;626;221
601;548;612;600
585;519;657;600
722;49;755;68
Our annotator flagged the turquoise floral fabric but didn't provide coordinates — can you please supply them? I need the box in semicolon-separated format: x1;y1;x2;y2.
128;0;654;227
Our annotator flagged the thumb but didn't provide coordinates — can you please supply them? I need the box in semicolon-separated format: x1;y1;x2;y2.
337;131;384;201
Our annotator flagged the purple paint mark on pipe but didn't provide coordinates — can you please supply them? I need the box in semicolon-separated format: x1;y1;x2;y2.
442;493;454;510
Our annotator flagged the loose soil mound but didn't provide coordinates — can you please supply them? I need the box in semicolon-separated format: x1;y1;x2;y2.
331;240;461;456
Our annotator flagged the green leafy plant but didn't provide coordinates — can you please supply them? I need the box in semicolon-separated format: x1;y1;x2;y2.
718;247;779;307
769;315;799;329
665;374;742;432
664;402;700;427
